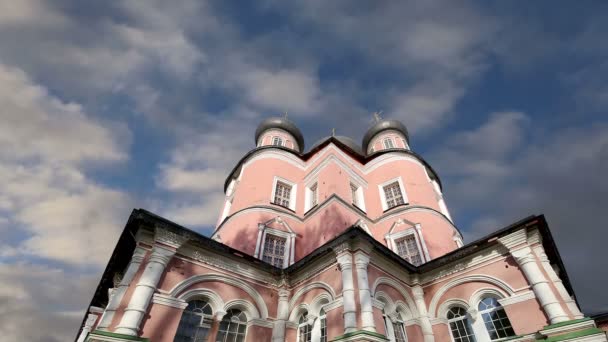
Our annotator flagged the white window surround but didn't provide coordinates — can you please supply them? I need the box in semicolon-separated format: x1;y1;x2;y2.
271;176;297;211
442;294;517;342
378;177;408;212
350;181;366;212
304;181;319;212
254;220;296;268
385;223;430;264
401;138;409;150
383;137;395;149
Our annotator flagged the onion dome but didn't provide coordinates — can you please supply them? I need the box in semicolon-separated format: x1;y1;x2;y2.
310;135;364;155
255;117;305;152
362;119;409;153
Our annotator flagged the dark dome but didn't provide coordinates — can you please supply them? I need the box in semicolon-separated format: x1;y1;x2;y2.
362;119;409;152
310;135;364;155
255;117;305;152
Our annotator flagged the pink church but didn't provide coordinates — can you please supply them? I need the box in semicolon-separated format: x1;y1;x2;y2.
78;117;608;342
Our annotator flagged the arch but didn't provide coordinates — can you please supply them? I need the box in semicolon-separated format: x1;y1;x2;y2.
310;293;332;317
394;300;415;321
178;288;226;315
436;298;470;321
469;288;508;310
169;273;269;319
370;277;419;317
288;303;310;323
288;282;336;312
375;291;396;314
224;299;260;320
428;275;515;318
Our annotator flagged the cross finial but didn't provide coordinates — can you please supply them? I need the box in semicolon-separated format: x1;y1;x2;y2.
331;128;336;137
372;110;383;123
283;111;288;119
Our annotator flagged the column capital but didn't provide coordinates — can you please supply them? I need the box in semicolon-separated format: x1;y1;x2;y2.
155;226;190;249
412;285;425;299
131;247;147;264
353;250;371;268
278;289;291;299
497;229;528;251
510;246;535;266
214;311;227;321
149;245;177;266
333;241;351;256
336;252;353;270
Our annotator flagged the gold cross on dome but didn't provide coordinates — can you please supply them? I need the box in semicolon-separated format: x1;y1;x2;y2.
372;110;383;123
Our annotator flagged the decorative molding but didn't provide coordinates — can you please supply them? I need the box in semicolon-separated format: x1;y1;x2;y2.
498;291;536;306
177;288;226;314
247;318;274;328
419;245;505;284
152;293;188;309
225;299;261;319
168;273;269;319
288;282;337;312
370;277;419;317
289;254;337;286
497;229;528;251
323;297;344;312
428;274;515;318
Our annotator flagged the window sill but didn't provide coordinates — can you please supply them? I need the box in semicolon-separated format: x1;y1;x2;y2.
382;203;409;214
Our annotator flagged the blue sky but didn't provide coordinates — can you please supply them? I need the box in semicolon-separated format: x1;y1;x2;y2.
0;1;607;340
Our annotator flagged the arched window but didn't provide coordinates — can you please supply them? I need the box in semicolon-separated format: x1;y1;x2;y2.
383;138;395;149
174;300;213;342
319;309;327;342
217;309;247;342
298;311;312;342
478;298;515;340
447;306;476;342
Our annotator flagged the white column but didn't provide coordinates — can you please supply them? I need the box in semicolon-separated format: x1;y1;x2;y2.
290;234;296;265
272;289;290;342
412;285;435;342
510;247;570;323
335;244;357;333
115;245;177;335
311;317;322;342
254;224;265;258
354;251;375;332
97;247;147;330
533;246;584;319
76;313;99;342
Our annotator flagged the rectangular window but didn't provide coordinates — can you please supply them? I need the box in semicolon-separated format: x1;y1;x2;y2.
310;183;318;207
350;183;359;206
272;136;283;146
383;181;405;209
262;234;286;267
383;138;395;149
274;181;291;208
395;234;423;266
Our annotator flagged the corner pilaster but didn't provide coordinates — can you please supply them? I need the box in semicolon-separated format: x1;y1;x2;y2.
334;242;357;334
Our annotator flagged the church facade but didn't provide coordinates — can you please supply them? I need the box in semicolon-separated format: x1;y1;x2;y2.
77;117;608;342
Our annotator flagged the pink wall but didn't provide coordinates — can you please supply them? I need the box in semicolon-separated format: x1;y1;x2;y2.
141;304;183;342
432;323;452;342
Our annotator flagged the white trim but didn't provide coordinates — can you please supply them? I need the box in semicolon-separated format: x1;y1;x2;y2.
383;137;395;149
349;180;367;212
378;177;408;211
254;217;296;267
152;293;188;309
428;275;515;319
169;273;269;319
323;297;343;312
370;277;419;317
289;282;337;312
305;181;319;212
384;224;426;265
271;176;297;211
225;299;261;320
367;130;408;154
177;288;226;314
497;291;536;306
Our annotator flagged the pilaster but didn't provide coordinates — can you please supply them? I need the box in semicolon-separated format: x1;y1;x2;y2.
334;242;357;334
354;250;375;332
272;288;291;342
412;285;435;342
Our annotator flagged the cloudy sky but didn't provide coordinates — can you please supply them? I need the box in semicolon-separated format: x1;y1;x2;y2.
0;1;607;340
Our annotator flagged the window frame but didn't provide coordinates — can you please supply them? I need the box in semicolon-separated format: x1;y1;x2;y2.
254;225;295;268
385;225;428;265
174;300;214;342
216;309;247;342
297;311;312;342
446;306;477;342
477;297;515;341
271;177;297;211
383;137;395;149
272;136;284;146
350;181;366;212
378;177;408;211
304;181;318;212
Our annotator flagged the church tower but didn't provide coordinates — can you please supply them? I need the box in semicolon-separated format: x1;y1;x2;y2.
213;116;462;268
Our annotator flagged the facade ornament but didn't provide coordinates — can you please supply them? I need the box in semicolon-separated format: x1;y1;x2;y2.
155;226;190;249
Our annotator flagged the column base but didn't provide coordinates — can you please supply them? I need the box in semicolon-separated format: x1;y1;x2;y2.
85;330;149;342
330;330;389;342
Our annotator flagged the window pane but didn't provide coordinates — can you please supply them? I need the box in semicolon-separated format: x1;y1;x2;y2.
395;234;423;266
274;181;291;208
262;234;286;267
447;307;476;342
383;181;404;209
174;301;213;342
479;299;515;340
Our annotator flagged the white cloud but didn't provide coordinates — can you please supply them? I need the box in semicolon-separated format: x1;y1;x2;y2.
0;262;97;341
0;64;132;266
